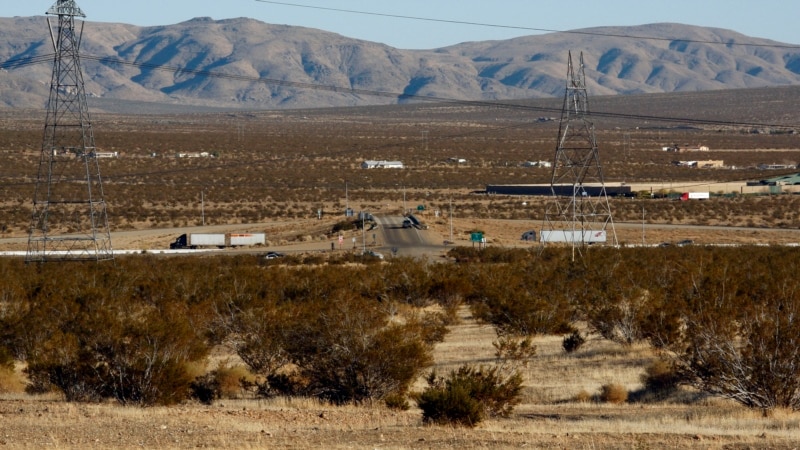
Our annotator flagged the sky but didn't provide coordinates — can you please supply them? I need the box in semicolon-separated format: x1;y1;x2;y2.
5;0;799;49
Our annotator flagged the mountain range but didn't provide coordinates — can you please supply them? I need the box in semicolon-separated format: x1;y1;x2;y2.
0;16;799;112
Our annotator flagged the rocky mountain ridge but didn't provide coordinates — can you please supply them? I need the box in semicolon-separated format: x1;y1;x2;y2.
0;16;798;111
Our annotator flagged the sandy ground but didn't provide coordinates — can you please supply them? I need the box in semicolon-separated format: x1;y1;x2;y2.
3;214;799;256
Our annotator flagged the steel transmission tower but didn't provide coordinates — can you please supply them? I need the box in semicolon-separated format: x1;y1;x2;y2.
542;51;616;255
26;0;113;262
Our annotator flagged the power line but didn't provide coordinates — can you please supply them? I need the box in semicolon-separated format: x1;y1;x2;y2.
0;54;54;69
254;0;800;50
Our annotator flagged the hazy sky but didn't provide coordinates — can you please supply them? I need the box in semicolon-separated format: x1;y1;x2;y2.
7;0;799;49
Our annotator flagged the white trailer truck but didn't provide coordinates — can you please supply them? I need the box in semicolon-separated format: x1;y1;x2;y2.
540;230;607;244
170;233;266;249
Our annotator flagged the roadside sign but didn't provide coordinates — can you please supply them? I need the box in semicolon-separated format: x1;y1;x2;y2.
470;232;483;242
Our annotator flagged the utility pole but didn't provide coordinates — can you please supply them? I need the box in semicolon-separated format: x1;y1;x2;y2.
362;212;367;253
27;0;112;262
642;206;646;246
542;51;617;258
449;197;454;243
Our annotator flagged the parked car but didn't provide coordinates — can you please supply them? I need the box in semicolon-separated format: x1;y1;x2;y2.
676;239;694;246
264;251;285;259
521;230;537;241
363;250;384;260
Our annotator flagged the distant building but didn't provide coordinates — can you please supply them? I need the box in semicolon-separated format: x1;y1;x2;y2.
522;160;552;168
662;144;710;152
758;163;795;170
90;151;119;158
673;160;724;168
361;160;404;169
177;152;211;158
698;160;724;168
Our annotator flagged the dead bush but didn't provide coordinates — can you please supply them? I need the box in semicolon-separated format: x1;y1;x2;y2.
562;331;586;354
190;362;254;404
641;359;682;394
599;383;629;404
573;389;592;403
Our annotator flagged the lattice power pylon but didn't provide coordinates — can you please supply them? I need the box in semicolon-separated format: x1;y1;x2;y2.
542;51;616;256
26;0;113;262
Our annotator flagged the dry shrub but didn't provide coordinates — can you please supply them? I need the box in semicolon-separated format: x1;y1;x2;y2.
190;362;255;404
0;367;24;394
235;293;434;404
384;392;410;411
0;346;12;370
216;363;254;399
189;373;218;405
416;365;523;427
493;335;537;365
641;359;681;394
599;383;628;404
562;330;586;354
573;389;592;403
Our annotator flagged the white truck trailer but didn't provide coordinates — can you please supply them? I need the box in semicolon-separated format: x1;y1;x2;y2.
540;230;607;244
170;233;265;249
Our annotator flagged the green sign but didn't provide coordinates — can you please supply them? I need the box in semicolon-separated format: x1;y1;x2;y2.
470;232;484;242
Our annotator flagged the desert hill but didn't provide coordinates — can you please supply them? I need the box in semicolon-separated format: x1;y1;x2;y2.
0;16;799;111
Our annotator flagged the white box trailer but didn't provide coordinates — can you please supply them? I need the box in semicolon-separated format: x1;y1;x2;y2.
170;233;266;249
681;192;710;200
540;230;607;244
188;233;227;247
229;233;266;246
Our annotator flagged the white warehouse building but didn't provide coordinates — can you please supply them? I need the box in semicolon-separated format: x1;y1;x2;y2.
361;160;404;169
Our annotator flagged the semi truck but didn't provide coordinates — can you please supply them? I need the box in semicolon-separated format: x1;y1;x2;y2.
170;233;265;249
680;192;710;200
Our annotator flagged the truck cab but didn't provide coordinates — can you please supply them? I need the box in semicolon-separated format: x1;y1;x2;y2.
169;234;189;249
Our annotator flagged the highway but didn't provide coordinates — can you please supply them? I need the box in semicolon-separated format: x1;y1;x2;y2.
373;215;449;259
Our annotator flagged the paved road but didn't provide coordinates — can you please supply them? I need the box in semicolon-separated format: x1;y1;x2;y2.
373;215;449;259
